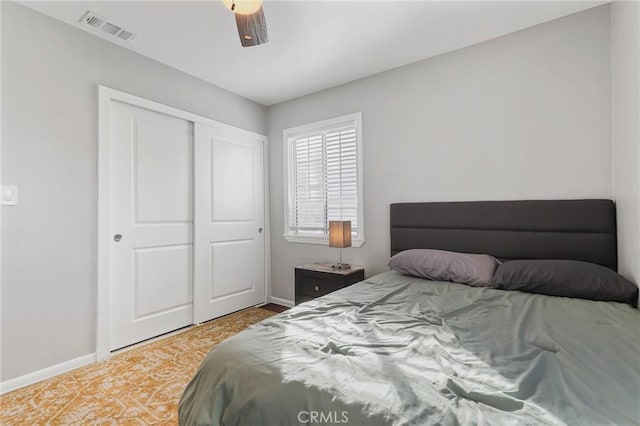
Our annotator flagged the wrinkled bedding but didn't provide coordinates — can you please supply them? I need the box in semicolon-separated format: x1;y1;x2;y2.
179;271;640;425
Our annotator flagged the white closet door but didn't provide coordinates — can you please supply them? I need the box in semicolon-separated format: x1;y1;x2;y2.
193;123;265;323
109;101;194;350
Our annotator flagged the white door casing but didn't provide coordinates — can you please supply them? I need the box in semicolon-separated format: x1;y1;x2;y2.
109;101;194;350
193;123;265;323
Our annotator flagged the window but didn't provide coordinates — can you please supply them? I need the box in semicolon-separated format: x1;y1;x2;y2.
284;113;364;246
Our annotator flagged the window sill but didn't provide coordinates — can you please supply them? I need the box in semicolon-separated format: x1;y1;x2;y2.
283;234;365;247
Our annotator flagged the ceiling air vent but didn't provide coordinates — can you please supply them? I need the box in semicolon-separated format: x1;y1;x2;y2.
117;30;134;41
80;11;136;42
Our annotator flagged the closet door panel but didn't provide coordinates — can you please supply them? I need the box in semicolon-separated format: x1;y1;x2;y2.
193;123;266;323
109;101;193;351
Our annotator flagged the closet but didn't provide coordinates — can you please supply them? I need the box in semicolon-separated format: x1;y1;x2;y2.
102;90;266;351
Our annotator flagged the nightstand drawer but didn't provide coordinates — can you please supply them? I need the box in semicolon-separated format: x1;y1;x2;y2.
298;278;343;298
294;264;364;306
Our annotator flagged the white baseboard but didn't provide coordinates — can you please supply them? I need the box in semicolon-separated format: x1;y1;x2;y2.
0;353;97;395
268;296;295;308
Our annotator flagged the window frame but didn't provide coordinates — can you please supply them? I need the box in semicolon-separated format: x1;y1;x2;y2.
283;112;364;247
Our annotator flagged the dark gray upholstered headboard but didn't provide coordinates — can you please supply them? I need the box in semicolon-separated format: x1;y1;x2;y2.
390;200;617;270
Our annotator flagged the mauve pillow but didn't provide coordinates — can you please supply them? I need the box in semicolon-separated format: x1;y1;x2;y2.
388;249;499;286
493;260;639;307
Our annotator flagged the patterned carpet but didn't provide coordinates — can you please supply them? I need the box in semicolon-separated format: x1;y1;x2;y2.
0;307;276;425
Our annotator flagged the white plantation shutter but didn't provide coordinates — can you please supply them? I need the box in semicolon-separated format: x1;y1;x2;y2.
291;134;325;233
326;127;358;232
285;113;363;243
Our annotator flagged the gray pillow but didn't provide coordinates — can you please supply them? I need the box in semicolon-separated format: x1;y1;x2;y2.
388;249;499;286
493;260;639;307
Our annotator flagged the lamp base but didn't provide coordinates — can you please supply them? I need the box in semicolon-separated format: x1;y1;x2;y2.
330;263;351;270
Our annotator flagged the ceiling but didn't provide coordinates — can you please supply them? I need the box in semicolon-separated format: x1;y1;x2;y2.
22;1;605;106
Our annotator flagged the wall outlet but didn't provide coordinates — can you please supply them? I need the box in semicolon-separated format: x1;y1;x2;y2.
0;186;18;205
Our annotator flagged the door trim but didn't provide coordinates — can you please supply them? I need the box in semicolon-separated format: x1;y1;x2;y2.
97;86;269;360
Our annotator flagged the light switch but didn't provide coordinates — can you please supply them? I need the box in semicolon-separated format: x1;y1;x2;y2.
0;186;18;206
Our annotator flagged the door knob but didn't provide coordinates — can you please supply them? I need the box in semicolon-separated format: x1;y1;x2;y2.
113;234;122;242
258;227;263;233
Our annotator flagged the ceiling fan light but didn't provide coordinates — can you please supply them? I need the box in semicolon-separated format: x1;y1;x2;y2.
222;0;262;15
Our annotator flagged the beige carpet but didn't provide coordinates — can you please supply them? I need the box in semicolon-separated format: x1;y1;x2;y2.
0;307;276;425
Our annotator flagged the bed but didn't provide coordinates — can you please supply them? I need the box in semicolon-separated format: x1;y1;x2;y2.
179;200;640;425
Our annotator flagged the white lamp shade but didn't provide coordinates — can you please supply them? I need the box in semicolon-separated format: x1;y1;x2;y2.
222;0;263;15
329;221;352;248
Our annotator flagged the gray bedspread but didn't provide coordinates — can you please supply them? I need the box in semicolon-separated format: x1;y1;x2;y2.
179;271;640;425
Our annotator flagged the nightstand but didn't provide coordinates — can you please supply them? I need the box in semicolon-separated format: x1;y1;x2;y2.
295;264;365;305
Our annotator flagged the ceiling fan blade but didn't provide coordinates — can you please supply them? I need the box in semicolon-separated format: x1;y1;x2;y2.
235;6;268;47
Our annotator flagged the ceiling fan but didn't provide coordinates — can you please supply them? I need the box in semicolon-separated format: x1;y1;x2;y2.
223;0;268;47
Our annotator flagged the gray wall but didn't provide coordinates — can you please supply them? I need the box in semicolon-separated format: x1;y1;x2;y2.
0;1;266;381
612;0;640;288
267;5;613;302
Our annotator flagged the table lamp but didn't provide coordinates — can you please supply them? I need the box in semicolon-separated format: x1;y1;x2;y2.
329;220;351;270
